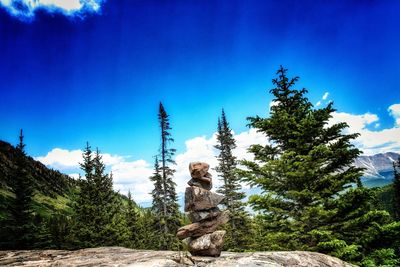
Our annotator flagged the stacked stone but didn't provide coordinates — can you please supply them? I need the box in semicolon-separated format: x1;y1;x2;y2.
176;162;229;257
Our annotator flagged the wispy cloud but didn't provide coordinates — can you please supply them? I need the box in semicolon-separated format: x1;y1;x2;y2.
0;0;105;20
315;91;330;106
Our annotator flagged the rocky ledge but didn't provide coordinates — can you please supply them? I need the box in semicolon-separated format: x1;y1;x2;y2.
0;247;355;267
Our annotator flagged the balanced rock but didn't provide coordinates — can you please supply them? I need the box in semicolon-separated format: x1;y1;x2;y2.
184;186;224;212
189;207;221;223
179;162;229;257
189;162;210;179
177;210;230;239
185;230;226;257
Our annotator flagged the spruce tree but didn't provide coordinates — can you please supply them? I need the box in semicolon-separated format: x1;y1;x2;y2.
150;157;163;217
70;142;96;247
70;143;128;248
125;190;139;248
139;208;160;249
239;66;400;264
10;129;35;249
149;102;180;250
215;110;251;250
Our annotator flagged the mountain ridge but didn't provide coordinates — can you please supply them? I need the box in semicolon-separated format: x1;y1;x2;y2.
0;140;75;198
355;152;399;180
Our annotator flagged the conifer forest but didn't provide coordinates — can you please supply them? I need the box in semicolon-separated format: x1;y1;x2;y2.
1;67;399;267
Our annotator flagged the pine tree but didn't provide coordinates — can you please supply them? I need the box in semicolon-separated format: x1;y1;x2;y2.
215;110;251;250
149;102;181;250
393;157;400;220
239;66;400;264
10;129;35;249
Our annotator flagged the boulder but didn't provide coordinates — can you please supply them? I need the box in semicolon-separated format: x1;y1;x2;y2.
189;162;210;178
189;207;221;223
188;178;212;190
177;211;230;239
185;230;226;257
184;186;224;212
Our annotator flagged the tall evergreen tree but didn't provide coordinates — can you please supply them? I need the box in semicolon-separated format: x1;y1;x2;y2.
393;157;400;220
70;143;128;248
149;102;180;250
10;129;35;249
215;110;251;250
239;66;400;265
70;143;96;247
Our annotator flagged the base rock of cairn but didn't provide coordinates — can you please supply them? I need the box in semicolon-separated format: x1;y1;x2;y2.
177;162;229;257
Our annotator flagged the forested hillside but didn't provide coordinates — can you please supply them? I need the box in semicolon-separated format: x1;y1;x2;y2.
0;138;173;250
0;139;75;227
0;140;74;197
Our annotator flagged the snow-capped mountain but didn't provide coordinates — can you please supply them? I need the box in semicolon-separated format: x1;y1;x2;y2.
354;152;399;179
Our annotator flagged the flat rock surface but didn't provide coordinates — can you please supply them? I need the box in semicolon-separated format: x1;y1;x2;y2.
0;247;355;267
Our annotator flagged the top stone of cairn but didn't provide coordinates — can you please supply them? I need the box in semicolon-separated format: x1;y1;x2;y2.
189;162;210;179
188;162;212;190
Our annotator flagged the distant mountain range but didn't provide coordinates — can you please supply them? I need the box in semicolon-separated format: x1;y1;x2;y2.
354;152;399;187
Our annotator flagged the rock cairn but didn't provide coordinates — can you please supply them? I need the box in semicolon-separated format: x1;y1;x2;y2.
177;162;229;257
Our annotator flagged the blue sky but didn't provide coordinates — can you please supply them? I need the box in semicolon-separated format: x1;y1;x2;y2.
1;0;400;204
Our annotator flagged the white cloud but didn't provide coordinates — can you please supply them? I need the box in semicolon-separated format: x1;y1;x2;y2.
35;148;123;170
316;101;321;107
322;92;329;100
0;0;104;19
36;148;82;170
388;103;400;127
111;160;154;203
329;112;379;134
234;128;269;161
329;110;400;155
